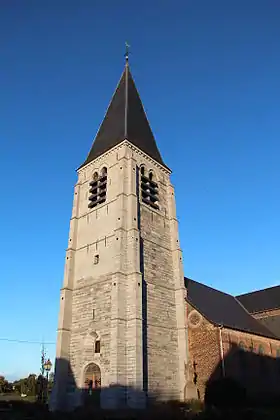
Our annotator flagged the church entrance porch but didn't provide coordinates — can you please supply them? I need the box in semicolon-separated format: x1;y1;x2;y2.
83;363;101;407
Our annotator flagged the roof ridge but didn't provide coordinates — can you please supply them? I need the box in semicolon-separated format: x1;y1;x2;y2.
187;293;277;340
185;276;278;340
233;295;251;314
185;277;234;298
236;284;280;298
234;296;278;338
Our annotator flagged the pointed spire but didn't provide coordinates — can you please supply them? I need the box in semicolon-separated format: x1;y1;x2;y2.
79;51;167;170
124;42;129;139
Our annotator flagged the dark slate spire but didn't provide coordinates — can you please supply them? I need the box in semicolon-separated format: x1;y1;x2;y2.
79;58;167;169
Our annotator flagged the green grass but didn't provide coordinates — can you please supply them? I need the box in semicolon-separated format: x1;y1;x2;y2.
0;393;36;402
1;395;280;420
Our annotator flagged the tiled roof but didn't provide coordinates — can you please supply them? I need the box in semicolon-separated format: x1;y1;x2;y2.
185;277;277;339
79;64;167;170
257;315;280;339
236;286;280;314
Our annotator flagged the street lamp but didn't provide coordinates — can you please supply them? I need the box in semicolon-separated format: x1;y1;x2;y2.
43;359;52;381
43;358;52;404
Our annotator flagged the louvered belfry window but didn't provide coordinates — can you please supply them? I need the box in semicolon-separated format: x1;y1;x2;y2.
88;168;107;209
140;166;159;210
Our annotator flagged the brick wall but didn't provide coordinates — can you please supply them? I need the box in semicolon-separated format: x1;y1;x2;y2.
221;327;280;398
186;302;280;401
186;302;221;400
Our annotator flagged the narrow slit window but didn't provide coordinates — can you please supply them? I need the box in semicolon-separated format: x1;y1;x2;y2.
95;340;100;354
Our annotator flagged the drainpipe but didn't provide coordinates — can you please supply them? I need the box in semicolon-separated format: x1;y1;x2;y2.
218;324;225;377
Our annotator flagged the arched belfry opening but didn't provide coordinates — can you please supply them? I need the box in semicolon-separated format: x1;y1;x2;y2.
140;166;159;210
88;168;108;209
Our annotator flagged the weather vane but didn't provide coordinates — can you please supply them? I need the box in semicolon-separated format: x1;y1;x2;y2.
125;42;130;62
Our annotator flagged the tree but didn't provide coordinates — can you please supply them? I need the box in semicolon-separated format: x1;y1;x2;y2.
26;374;37;396
0;376;9;394
13;378;27;395
13;374;37;396
36;375;48;403
48;372;54;391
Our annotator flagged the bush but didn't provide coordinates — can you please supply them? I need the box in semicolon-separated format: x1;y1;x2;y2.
204;377;247;409
186;398;204;413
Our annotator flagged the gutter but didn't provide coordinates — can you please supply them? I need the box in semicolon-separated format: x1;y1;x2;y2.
218;324;225;377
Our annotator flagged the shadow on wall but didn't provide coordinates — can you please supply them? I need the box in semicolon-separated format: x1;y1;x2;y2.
50;358;151;412
204;342;280;408
136;164;148;395
3;353;280;418
52;344;280;413
51;358;198;413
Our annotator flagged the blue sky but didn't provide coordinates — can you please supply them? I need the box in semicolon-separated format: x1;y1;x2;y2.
1;0;280;380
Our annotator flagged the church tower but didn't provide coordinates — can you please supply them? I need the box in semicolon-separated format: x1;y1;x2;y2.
51;55;188;411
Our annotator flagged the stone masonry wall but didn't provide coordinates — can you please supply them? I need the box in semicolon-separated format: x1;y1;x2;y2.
67;142;145;408
56;145;131;408
70;276;112;388
133;146;185;401
54;140;186;409
141;205;179;398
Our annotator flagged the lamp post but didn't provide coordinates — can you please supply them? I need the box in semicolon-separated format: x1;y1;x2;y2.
43;359;52;381
43;358;52;403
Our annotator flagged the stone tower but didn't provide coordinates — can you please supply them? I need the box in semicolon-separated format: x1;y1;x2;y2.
51;57;188;411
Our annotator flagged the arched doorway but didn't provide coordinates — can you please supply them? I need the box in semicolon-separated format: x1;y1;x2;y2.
84;363;101;407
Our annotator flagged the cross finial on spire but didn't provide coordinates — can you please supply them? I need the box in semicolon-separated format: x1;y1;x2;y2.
125;42;130;63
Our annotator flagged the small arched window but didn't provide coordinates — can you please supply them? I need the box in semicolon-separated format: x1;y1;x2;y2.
140;167;159;210
258;344;266;375
258;345;265;355
239;341;246;351
238;341;247;371
101;167;107;176
88;168;108;209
